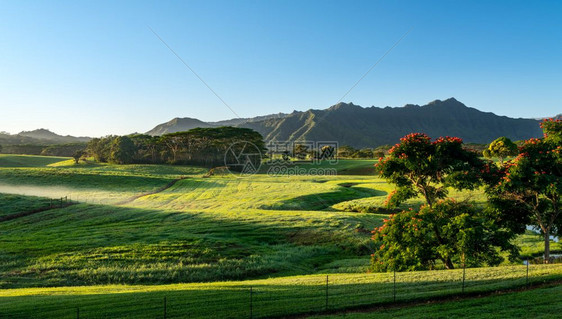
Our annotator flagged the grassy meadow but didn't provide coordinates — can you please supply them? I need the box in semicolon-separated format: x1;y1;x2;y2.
0;154;560;317
1;264;562;318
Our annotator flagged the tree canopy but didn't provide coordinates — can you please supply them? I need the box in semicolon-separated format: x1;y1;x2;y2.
86;127;266;167
370;200;518;271
486;118;562;262
483;136;518;164
375;133;485;208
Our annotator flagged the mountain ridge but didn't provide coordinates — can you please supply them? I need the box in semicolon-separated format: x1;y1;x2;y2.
0;129;90;146
147;98;545;148
2;99;550;149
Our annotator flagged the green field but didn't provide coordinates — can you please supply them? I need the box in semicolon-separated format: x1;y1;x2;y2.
0;155;560;318
0;154;70;167
1;264;561;318
0;193;55;218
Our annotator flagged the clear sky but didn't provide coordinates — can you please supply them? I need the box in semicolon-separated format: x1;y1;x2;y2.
1;0;561;137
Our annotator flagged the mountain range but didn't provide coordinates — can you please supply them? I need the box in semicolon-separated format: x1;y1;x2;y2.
0;129;90;145
2;98;550;148
146;98;545;148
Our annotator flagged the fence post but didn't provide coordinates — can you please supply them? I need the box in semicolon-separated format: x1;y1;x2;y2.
163;296;167;319
393;269;396;302
325;275;329;311
462;263;466;294
526;259;529;286
250;287;253;319
76;307;79;319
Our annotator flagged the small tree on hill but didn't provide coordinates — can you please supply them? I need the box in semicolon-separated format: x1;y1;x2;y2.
375;133;485;208
72;150;85;164
293;144;309;160
483;136;518;164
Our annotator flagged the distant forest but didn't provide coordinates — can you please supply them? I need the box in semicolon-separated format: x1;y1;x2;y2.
85;127;266;167
0;143;87;157
0;126;493;163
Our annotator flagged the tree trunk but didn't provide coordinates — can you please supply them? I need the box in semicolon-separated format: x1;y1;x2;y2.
443;258;454;270
544;230;550;264
422;190;432;208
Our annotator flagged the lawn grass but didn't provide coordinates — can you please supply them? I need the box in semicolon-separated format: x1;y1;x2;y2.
0;193;53;217
0;198;381;288
0;160;207;204
259;159;377;175
311;282;562;318
515;230;562;259
0;154;70;167
0;264;561;318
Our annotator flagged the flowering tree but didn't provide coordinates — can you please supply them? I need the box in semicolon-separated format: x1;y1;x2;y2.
487;119;562;262
369;200;517;271
375;133;485;208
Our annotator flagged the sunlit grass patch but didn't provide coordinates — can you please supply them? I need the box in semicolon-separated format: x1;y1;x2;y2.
0;154;69;167
1;264;561;318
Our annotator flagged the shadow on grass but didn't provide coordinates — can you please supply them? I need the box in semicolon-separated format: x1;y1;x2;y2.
261;187;384;211
0;202;358;289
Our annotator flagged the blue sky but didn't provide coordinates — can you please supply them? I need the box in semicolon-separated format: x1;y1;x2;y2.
1;0;561;136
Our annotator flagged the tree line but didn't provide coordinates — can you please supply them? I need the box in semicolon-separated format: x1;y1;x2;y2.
85;127;266;167
371;118;561;271
0;143;87;157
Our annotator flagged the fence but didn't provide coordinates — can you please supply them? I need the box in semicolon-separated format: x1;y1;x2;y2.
49;196;69;208
2;263;562;318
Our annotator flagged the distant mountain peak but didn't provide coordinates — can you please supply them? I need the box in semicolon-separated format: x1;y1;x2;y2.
425;97;468;109
427;97;462;105
16;128;90;143
146;117;213;136
327;102;362;111
19;128;57;136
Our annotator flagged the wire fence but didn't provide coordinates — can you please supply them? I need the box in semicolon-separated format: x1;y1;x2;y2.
3;263;562;318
